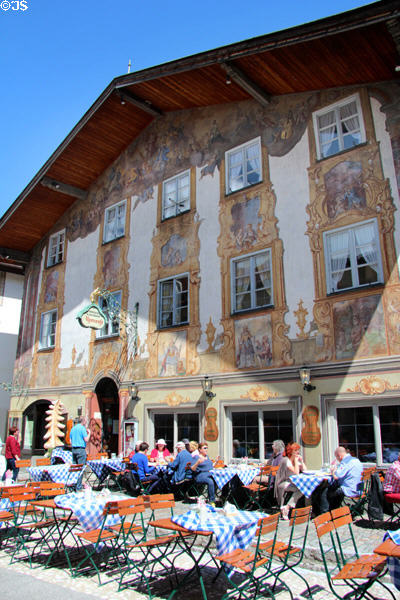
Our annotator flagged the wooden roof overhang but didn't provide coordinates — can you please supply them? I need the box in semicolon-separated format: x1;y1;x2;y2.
0;0;399;272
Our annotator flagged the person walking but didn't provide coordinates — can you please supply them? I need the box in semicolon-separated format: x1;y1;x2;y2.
70;417;90;465
1;426;20;482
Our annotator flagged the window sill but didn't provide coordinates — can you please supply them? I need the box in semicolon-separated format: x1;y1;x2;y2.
102;235;125;246
156;322;189;332
37;346;55;353
95;334;120;342
225;179;263;198
326;282;384;298
46;260;63;269
161;209;191;222
231;305;274;318
316;141;368;163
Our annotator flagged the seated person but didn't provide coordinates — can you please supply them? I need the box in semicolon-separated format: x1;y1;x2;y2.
130;441;157;482
233;439;246;458
274;442;307;520
190;442;216;505
383;451;400;494
149;439;171;463
147;441;193;494
313;446;363;515
253;439;285;485
190;441;199;457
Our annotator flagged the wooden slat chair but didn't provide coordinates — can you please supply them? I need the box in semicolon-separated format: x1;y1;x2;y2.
119;494;193;595
214;512;280;600
36;458;51;466
15;459;31;482
241;465;274;511
65;464;85;492
313;506;396;600
182;461;208;502
343;466;375;519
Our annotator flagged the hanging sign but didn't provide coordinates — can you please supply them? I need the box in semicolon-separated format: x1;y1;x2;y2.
76;303;107;330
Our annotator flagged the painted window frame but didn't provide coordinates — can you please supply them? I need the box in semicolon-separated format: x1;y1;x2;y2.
157;273;189;329
322;394;400;467
103;199;127;243
39;309;57;349
162;170;191;220
323;218;383;295
313;93;366;160
47;230;65;267
231;248;273;314
148;407;202;451
225;137;262;194
226;399;300;462
96;290;122;339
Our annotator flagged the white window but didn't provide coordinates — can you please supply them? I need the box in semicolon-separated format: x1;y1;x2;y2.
231;249;273;313
47;230;65;267
323;396;400;466
96;291;121;338
225;137;262;194
162;171;190;220
313;94;365;159
150;410;201;452
103;200;126;243
158;274;189;328
39;309;57;349
324;219;383;294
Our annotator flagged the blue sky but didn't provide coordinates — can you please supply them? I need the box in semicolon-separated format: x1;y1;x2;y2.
0;0;373;218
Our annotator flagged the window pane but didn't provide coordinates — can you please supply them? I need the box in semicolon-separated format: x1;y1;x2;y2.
263;410;293;459
337;407;375;462
232;411;259;459
154;413;174;452
177;413;199;442
379;405;400;463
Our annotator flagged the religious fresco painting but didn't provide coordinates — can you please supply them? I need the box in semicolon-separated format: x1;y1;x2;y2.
230;196;261;250
333;295;387;360
235;315;273;369
158;330;187;377
161;234;187;268
44;271;59;304
102;245;121;288
324;161;366;220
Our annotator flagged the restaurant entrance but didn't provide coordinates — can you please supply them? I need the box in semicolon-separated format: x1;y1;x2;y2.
95;377;119;456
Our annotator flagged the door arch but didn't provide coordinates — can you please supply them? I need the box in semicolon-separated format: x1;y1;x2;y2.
95;377;119;455
22;399;51;455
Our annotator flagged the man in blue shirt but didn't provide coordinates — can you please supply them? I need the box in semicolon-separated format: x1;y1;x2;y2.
315;446;363;514
130;442;156;480
70;417;89;465
169;441;193;484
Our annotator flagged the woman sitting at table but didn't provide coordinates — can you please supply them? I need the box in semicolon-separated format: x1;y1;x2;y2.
190;441;199;457
149;439;171;463
190;442;216;506
274;442;307;520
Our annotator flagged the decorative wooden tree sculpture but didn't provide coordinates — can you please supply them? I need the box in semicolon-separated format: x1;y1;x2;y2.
43;399;66;449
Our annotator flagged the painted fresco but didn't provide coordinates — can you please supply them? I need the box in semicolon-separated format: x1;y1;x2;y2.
324;161;366;220
158;330;187;377
35;354;53;387
44;270;59;303
230;196;261;250
102;245;121;288
235;315;273;369
161;234;187;267
333;295;387;360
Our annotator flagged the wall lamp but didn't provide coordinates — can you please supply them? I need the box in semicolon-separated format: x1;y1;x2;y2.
131;383;139;402
77;405;82;417
202;376;216;399
299;367;316;392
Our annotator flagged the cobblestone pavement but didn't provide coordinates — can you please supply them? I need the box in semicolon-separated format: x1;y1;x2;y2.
0;495;398;599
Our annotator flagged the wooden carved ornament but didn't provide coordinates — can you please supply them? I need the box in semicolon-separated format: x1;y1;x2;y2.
301;405;321;446
204;407;218;442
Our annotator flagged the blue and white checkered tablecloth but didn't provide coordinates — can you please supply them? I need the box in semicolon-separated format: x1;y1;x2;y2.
211;467;259;490
54;491;123;532
172;504;266;573
289;472;331;498
0;497;12;528
385;531;400;591
87;459;124;483
51;448;73;464
28;464;83;485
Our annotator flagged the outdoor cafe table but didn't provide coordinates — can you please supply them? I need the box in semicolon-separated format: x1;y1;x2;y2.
28;464;83;485
289;470;332;498
87;458;124;484
53;490;124;532
149;505;268;600
211;466;259;489
373;530;400;591
51;448;73;464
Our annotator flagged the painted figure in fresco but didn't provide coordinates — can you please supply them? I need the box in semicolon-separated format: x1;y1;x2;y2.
237;325;256;368
44;271;59;303
255;334;272;368
161;235;187;268
102;246;120;288
160;338;181;376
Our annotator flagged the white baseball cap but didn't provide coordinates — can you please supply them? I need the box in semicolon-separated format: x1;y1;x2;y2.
157;439;166;446
176;441;185;449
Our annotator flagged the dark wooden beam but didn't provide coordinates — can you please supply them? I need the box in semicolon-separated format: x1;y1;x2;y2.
387;18;400;56
115;89;163;117
0;247;30;264
220;62;271;106
40;177;88;201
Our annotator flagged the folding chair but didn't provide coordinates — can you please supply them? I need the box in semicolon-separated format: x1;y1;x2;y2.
383;491;400;524
36;458;51;466
241;465;279;511
15;459;31;482
65;464;85;492
313;506;396;600
344;467;375;519
215;512;280;600
183;462;208;503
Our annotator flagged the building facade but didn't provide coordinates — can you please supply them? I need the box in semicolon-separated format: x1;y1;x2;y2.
1;2;400;466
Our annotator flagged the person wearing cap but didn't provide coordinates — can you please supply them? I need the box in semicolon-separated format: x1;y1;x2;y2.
169;441;194;484
182;438;191;452
149;439;171;463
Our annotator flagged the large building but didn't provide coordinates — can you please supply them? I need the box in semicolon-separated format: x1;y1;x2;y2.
1;1;400;465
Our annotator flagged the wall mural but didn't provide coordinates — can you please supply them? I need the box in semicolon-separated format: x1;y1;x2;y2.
230;196;261;250
158;330;187;377
235;315;273;369
161;234;187;268
333;295;387;360
324;161;366;220
44;270;59;303
102;245;121;288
